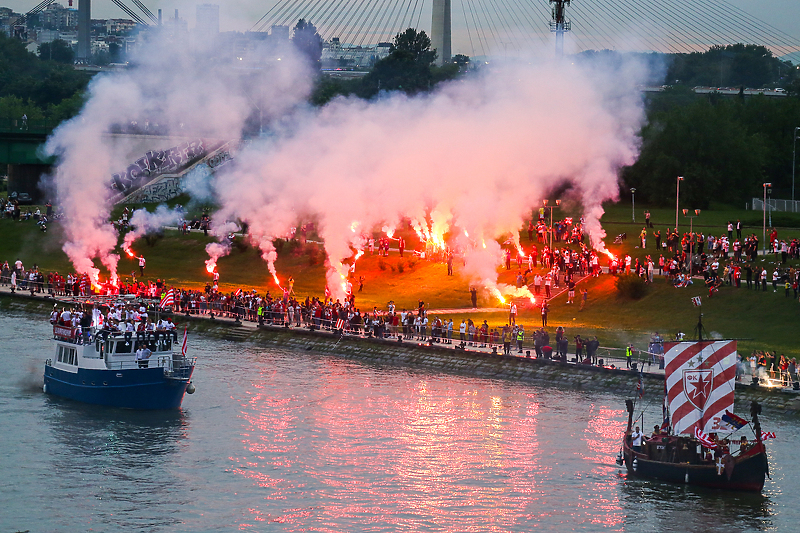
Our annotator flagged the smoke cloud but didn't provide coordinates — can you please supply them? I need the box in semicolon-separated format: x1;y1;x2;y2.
43;21;647;301
44;32;313;283
213;57;646;299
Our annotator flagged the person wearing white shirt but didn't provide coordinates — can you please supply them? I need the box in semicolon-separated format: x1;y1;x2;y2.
631;426;644;453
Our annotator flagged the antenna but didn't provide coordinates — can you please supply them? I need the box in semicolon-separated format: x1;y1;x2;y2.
549;0;571;57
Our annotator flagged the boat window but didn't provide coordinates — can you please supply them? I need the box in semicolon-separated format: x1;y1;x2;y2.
114;340;133;354
57;345;77;366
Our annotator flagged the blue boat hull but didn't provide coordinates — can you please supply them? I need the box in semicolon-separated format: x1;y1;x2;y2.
43;364;194;410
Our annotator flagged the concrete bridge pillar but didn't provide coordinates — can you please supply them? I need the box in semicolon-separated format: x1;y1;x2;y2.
8;164;51;204
431;0;451;66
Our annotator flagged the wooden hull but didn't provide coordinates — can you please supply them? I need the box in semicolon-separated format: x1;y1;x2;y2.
622;437;768;492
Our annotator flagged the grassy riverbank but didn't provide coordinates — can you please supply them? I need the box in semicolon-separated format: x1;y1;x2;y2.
2;201;800;355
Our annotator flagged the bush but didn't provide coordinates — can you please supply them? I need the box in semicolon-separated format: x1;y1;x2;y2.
306;245;321;266
615;273;648;299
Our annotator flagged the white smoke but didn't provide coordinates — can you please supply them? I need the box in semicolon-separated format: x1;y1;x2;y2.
212;56;646;300
44;31;314;283
122;205;183;253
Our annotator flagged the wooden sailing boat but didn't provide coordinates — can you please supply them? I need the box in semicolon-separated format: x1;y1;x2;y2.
620;339;769;492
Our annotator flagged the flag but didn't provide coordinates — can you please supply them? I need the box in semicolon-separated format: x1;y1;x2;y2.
160;288;175;308
694;427;717;449
181;327;188;357
691;296;702;306
761;431;776;441
335;318;345;330
661;387;671;431
664;340;737;436
636;370;644;399
721;410;748;430
234;288;242;297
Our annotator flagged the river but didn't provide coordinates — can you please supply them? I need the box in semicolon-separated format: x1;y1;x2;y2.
1;310;797;532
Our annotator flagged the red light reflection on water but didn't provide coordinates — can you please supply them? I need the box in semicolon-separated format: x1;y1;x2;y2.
578;403;628;528
230;360;623;530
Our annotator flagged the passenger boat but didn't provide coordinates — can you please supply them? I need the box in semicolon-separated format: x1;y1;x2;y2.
43;305;196;410
620;340;769;492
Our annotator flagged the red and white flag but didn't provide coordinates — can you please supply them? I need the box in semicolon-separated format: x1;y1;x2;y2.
760;431;776;441
181;327;188;357
694;427;718;449
665;340;737;436
335;318;345;330
160;288;175;308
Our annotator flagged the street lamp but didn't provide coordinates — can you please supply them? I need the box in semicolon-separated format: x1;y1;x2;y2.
543;199;561;252
793;127;799;208
675;176;684;233
630;188;636;223
682;209;700;275
763;182;772;253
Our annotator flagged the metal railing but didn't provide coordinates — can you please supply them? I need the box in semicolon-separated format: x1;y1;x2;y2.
751;197;800;213
0;118;58;135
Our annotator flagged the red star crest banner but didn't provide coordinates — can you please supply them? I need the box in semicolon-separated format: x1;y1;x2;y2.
664;341;737;436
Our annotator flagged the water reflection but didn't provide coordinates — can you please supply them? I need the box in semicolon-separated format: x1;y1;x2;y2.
619;480;773;532
45;400;191;530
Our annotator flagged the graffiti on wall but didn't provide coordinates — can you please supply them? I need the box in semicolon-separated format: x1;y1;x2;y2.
111;139;206;194
123;177;183;204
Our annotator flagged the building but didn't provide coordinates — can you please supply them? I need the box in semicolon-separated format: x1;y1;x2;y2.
39;3;78;30
196;4;219;35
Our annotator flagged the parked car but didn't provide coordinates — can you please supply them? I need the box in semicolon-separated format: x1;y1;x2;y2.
16;192;33;204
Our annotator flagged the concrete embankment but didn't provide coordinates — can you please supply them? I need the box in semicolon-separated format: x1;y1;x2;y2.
4;291;800;413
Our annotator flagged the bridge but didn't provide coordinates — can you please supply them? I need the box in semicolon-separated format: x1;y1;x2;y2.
253;0;800;64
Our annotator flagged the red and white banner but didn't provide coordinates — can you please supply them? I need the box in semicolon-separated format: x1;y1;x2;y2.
664;340;737;436
694;427;717;449
181;327;188;357
160;289;175;308
53;324;75;340
761;431;776;441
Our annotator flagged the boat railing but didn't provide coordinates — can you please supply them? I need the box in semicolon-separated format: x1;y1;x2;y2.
102;353;195;375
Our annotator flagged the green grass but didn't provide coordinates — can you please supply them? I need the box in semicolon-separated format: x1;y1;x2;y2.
2;200;800;354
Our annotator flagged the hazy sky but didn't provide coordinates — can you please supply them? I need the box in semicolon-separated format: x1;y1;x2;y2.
4;0;800;57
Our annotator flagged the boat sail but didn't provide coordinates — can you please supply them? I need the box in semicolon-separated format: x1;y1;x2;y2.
620;340;769;492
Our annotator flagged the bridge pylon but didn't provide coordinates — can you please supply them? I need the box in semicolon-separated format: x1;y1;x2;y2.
549;0;571;57
431;0;451;65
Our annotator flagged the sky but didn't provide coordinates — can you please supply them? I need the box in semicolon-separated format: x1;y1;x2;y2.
4;0;800;58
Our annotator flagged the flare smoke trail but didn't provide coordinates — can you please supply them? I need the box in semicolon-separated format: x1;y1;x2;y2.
44;19;646;299
122;205;184;253
213;57;646;299
44;34;313;283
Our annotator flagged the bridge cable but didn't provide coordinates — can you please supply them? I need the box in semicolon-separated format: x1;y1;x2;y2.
612;0;700;53
459;0;477;56
597;0;682;54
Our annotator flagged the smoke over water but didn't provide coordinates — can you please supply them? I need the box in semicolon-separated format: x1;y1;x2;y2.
44;27;646;298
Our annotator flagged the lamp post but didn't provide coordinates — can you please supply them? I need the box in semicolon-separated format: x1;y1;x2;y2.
630;188;636;223
793;127;800;209
675;176;684;233
763;182;772;253
543;199;561;252
682;209;700;275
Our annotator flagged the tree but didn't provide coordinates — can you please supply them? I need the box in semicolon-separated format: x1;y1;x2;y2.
291;19;322;67
453;54;470;67
390;28;436;65
38;39;74;64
